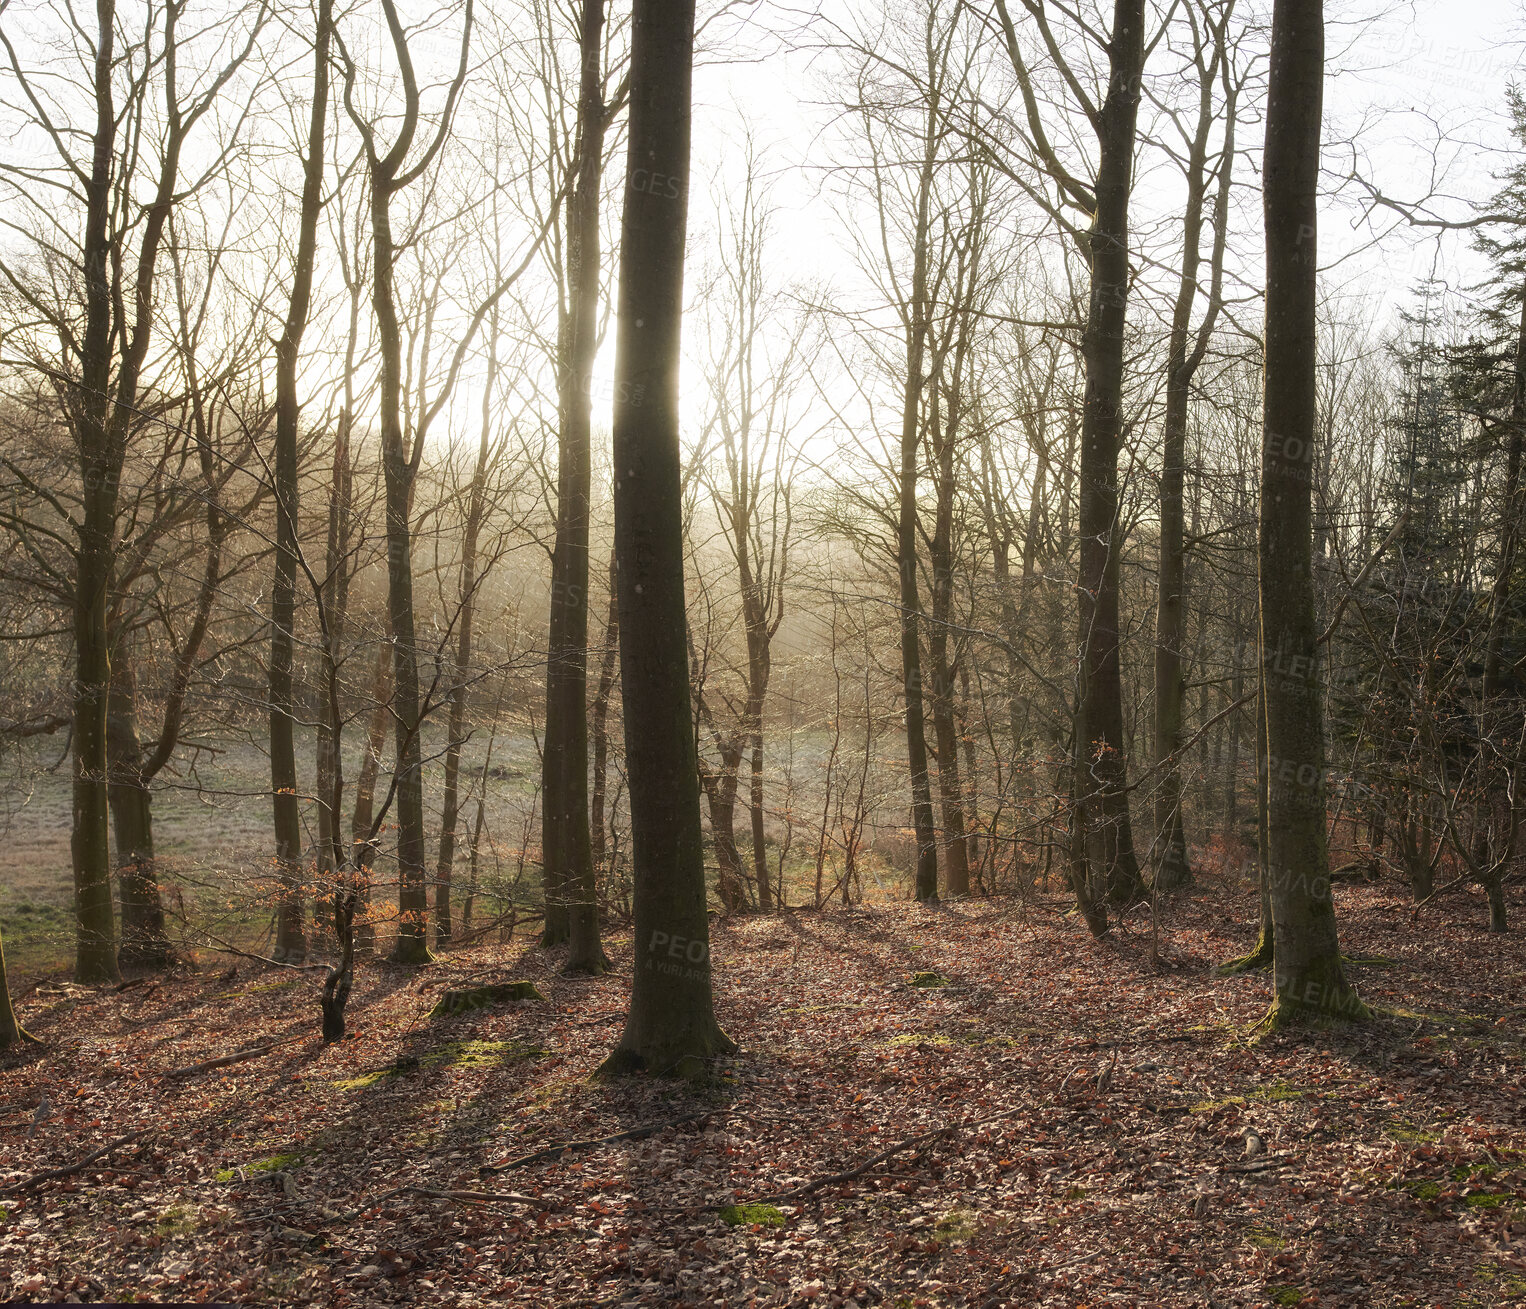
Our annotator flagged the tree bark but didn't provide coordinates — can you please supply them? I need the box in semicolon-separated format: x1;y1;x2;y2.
1259;0;1363;1024
543;0;613;971
899;120;940;905
599;0;734;1077
269;0;332;965
68;0;125;986
1154;7;1236;891
0;925;38;1050
590;549;620;878
438;314;497;949
106;651;170;969
1072;0;1147;913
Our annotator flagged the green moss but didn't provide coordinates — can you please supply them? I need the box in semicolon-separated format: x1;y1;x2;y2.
720;1203;785;1227
1267;1286;1305;1306
1462;1192;1510;1209
1254;1081;1305;1102
1246;1227;1287;1250
1063;1185;1087;1201
886;1032;953;1048
331;1068;396;1091
911;971;948;988
423;1039;547;1069
429;981;545;1018
1386;1120;1440;1144
214;1151;305;1182
1405;1180;1442;1201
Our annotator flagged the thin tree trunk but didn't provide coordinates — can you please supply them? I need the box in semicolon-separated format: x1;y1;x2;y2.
1154;21;1234;890
899;125;940;905
437;314;497;948
316;411;354;891
1259;0;1363;1024
590;549;620;877
599;0;734;1077
350;647;392;954
270;0;332;964
0;925;37;1050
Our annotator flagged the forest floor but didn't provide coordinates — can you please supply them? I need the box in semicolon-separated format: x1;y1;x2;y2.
1;880;1524;1308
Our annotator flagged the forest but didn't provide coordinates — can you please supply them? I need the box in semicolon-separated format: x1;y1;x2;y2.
0;0;1523;1303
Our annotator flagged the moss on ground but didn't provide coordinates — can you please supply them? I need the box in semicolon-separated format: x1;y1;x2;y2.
720;1203;785;1227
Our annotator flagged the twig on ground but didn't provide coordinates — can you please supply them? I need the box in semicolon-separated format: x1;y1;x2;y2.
162;1036;304;1079
0;1130;152;1193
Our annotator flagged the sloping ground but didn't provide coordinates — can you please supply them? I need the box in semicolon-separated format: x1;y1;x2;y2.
1;883;1523;1307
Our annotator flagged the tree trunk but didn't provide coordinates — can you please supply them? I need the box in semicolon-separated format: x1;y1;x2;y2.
1259;0;1363;1025
1072;0;1147;913
928;391;970;897
599;0;734;1077
438;315;498;949
1154;5;1236;892
316;412;354;893
590;549;620;877
898;139;940;905
350;648;392;954
544;0;613;971
0;925;37;1050
68;0;124;987
269;0;331;965
106;651;171;969
701;763;747;915
371;186;430;966
1222;677;1274;971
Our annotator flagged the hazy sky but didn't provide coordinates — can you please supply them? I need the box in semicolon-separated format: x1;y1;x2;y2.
684;0;1526;320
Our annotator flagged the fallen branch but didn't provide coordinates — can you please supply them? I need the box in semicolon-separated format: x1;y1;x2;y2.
384;1184;542;1206
162;1036;304;1079
0;1129;152;1193
482;1112;711;1173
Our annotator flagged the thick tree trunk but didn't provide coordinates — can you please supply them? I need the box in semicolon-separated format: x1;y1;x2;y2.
599;0;734;1077
544;0;612;971
69;1;123;987
106;653;171;969
1072;0;1147;912
1259;0;1363;1025
269;0;331;965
